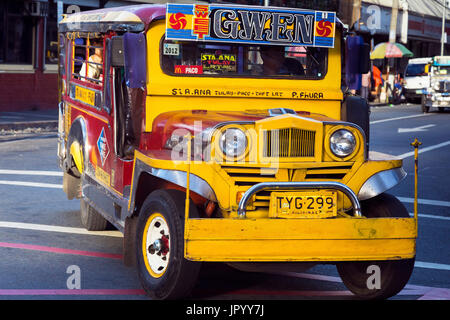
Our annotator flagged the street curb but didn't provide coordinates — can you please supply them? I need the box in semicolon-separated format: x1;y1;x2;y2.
369;103;389;108
0;120;58;131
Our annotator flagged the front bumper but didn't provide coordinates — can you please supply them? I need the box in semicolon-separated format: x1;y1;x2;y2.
184;171;414;263
184;217;417;262
424;92;450;107
133;151;415;263
404;88;424;99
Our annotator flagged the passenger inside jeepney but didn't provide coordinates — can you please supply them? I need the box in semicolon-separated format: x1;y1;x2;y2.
79;39;103;83
260;46;305;76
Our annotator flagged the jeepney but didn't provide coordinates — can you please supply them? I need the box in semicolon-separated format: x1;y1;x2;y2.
57;3;417;300
422;56;450;113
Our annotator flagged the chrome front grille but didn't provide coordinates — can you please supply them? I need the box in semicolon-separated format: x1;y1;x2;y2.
262;128;316;158
221;165;353;209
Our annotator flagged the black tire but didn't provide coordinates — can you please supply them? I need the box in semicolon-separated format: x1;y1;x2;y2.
63;172;81;200
136;189;201;300
336;193;415;300
438;107;445;112
421;95;430;113
80;198;108;231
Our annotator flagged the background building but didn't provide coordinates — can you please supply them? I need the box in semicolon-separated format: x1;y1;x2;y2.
354;0;450;58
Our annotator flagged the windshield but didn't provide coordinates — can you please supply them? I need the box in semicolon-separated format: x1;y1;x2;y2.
405;64;427;77
161;39;328;79
432;65;450;76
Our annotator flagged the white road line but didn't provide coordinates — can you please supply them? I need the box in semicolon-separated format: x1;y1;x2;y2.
0;180;62;189
396;140;450;159
370;113;431;124
399;196;450;208
409;213;450;221
0;169;62;176
414;261;450;271
0;221;122;238
0;116;22;120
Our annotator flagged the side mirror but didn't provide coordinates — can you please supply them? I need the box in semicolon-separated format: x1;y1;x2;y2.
345;36;370;90
345;36;370;74
110;33;146;88
123;32;147;88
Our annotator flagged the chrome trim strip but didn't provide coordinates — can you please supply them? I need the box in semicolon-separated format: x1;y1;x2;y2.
358;168;407;201
237;181;361;218
150;168;217;202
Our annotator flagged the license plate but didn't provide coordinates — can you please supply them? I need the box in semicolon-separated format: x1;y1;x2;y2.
415;89;424;94
269;191;337;218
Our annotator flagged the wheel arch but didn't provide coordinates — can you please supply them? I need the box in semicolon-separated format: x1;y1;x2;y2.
66;116;88;176
123;160;216;267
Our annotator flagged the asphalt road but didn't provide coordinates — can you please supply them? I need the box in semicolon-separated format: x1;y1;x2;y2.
0;104;448;303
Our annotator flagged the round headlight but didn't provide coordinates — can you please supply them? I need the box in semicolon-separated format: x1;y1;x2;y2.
330;129;356;158
219;128;247;158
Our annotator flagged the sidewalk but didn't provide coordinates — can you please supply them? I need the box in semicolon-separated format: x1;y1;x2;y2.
0;109;58;132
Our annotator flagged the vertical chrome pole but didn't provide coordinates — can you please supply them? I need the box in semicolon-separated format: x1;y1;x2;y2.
185;134;192;221
442;0;447;56
411;138;421;232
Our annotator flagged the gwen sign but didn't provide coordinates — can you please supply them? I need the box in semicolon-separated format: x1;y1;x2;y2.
166;4;336;48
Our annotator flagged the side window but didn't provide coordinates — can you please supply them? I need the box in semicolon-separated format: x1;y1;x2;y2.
58;34;66;98
59;34;66;77
71;37;104;86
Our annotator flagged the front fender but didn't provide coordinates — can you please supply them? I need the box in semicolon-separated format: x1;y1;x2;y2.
358;167;407;201
347;151;405;201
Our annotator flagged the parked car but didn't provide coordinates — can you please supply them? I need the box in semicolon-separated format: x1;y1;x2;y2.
403;57;432;103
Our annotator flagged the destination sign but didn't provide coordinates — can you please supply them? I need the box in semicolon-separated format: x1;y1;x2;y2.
166;4;336;48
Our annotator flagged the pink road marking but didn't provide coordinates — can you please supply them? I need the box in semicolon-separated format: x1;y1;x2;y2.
0;289;145;296
0;242;122;260
417;288;450;300
1;242;448;299
220;289;354;297
268;271;450;300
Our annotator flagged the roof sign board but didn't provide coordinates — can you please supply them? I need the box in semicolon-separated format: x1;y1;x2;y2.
165;4;336;48
434;56;450;66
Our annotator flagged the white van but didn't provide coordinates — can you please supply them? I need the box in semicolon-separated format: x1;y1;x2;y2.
403;57;432;102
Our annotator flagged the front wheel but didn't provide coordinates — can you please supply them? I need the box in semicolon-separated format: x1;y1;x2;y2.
136;189;201;300
336;193;415;300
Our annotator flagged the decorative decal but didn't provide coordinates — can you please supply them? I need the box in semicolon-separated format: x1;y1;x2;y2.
169;12;187;30
174;65;203;74
166;4;336;48
95;166;111;186
97;127;109;166
201;53;236;72
192;4;210;40
74;85;96;106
